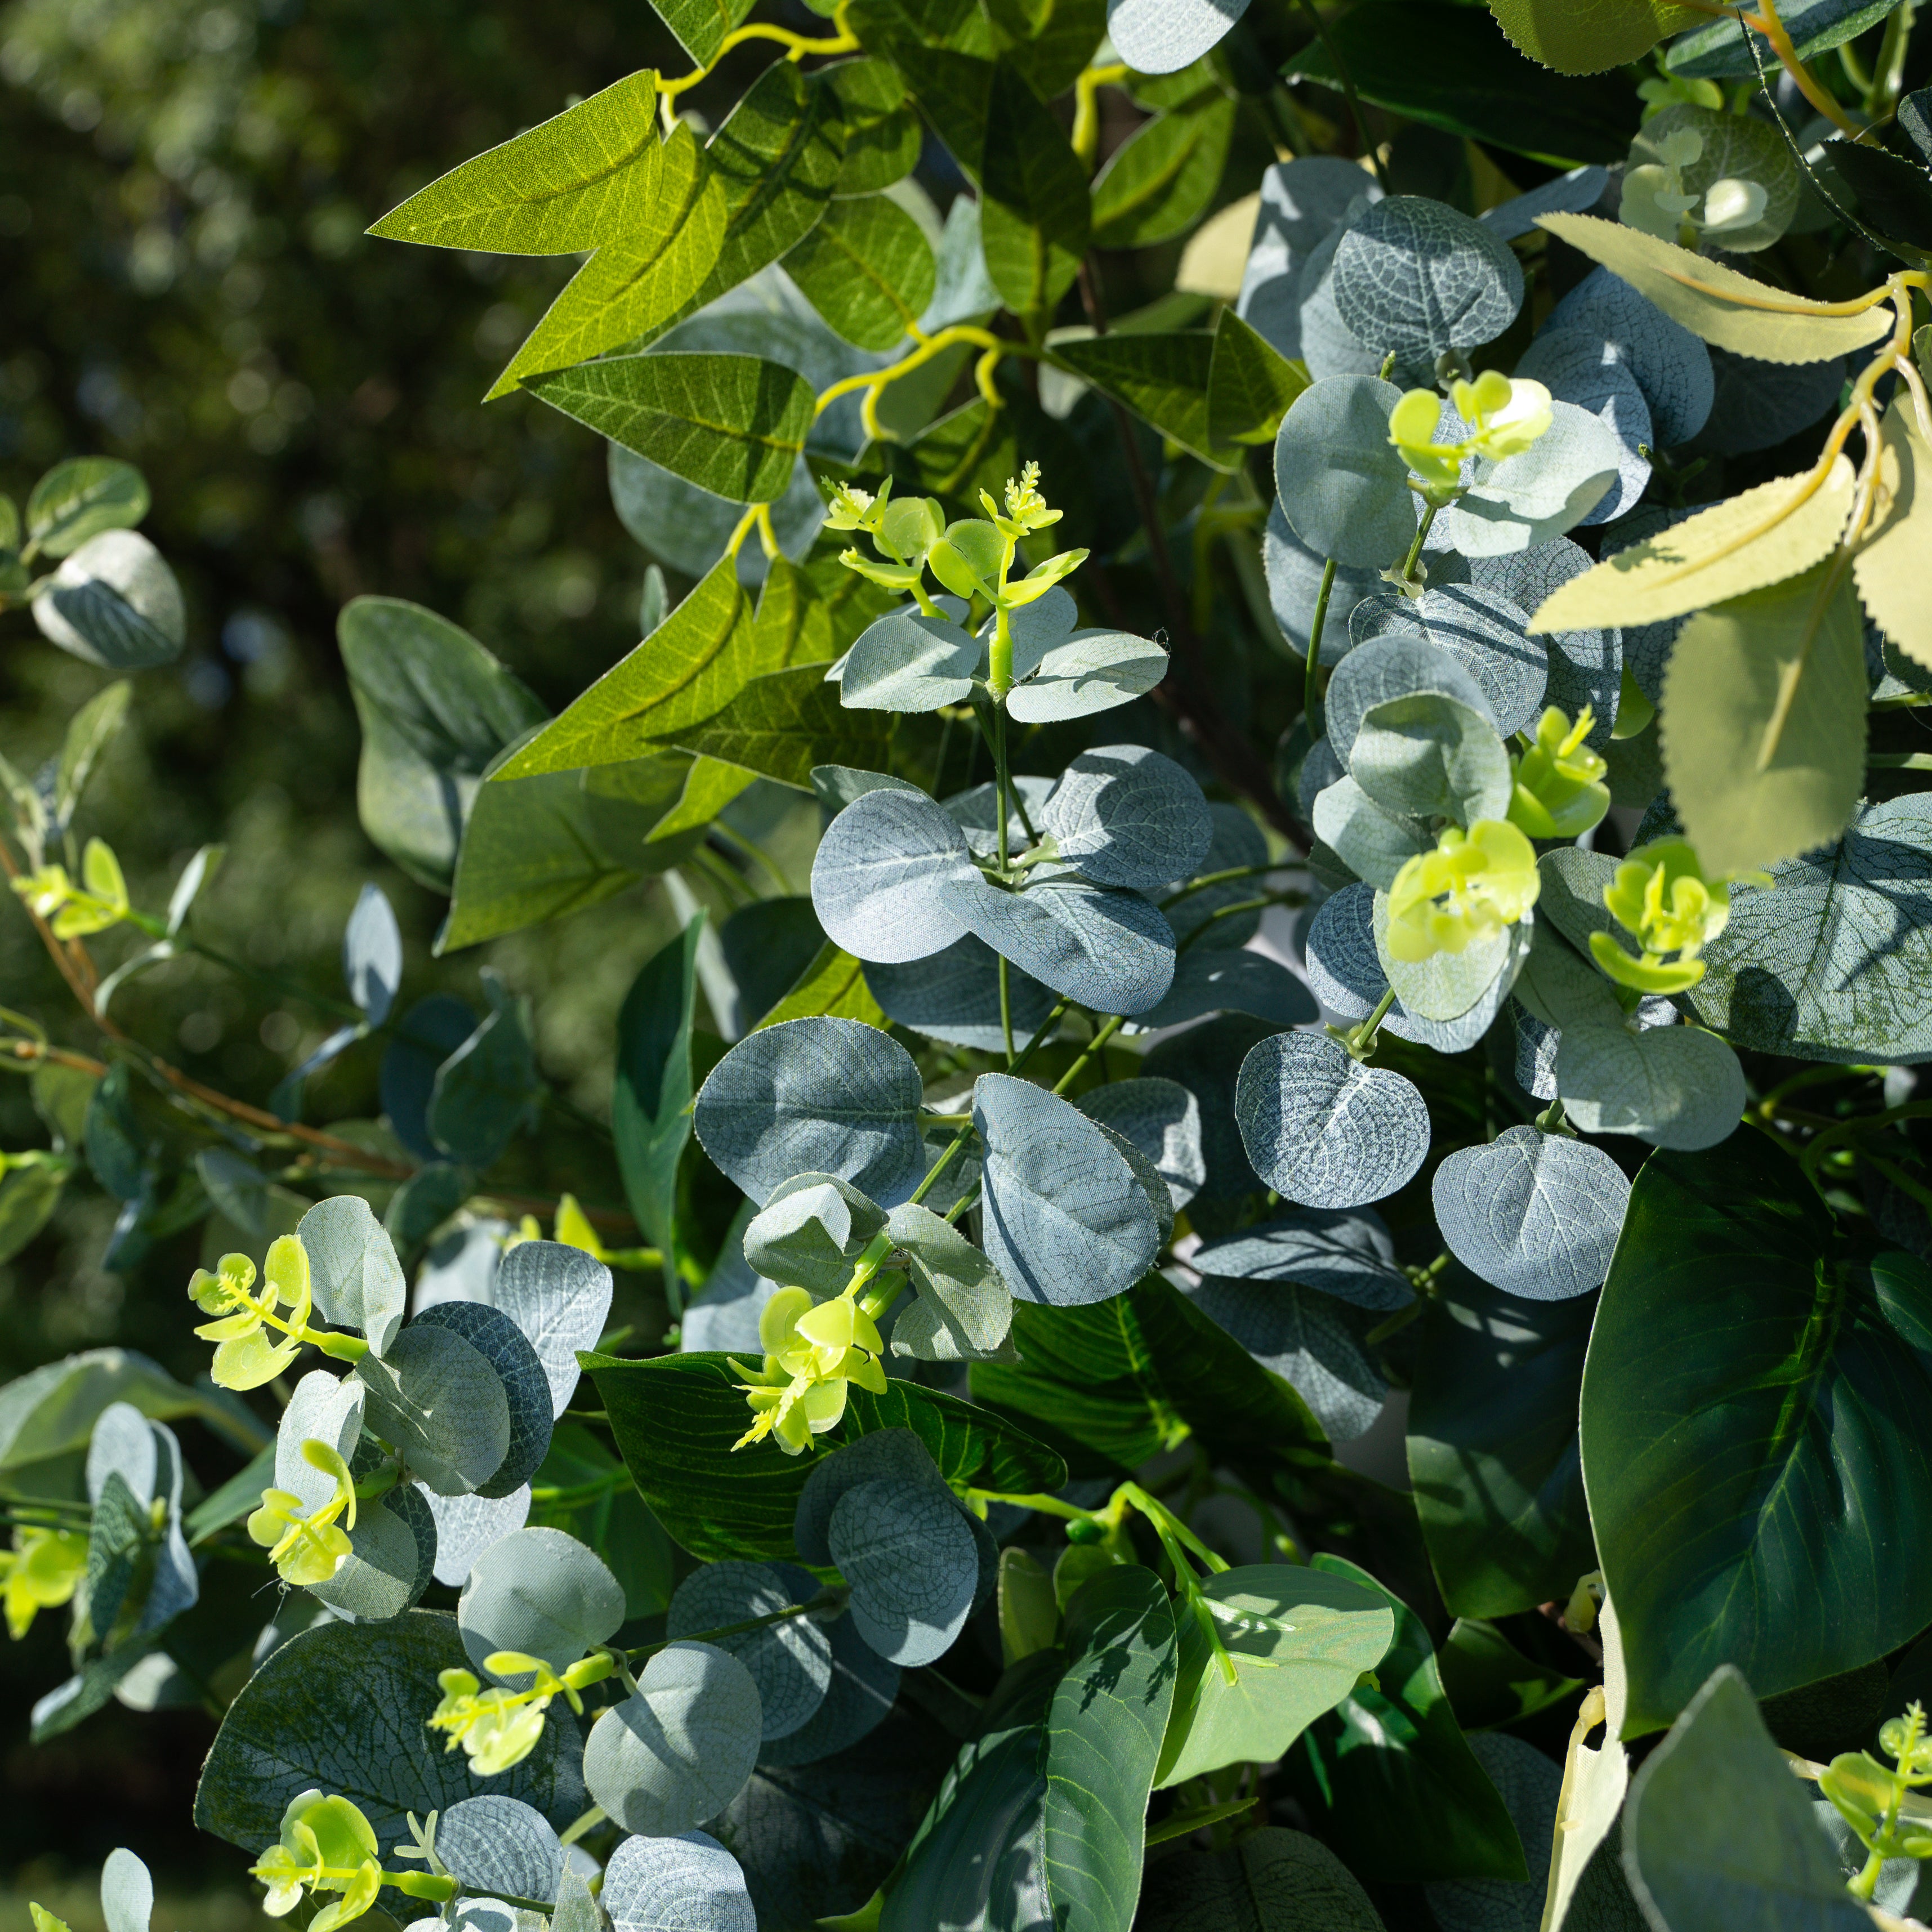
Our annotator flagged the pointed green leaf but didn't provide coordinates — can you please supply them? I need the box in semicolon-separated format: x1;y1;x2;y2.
614;917;703;1280
650;0;757;64
1047;331;1228;467
785;194;936;351
1090;88;1235;249
24;458;150;560
1206;307;1310;448
979;60;1090;318
1488;0;1710;74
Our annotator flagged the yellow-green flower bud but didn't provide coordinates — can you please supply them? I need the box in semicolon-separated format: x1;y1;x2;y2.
0;1525;87;1640
1588;838;1769;995
733;1286;889;1454
1389;371;1552;501
1386;820;1541;965
252;1792;382;1931
191;1235;312;1391
1509;706;1610;840
247;1439;357;1586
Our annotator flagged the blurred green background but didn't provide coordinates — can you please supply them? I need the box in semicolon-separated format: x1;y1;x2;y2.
0;0;777;1915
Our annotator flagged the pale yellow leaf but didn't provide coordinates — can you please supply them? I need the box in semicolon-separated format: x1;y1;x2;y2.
1853;401;1932;671
1660;560;1866;877
1536;215;1896;362
1527;457;1856;632
1489;0;1705;74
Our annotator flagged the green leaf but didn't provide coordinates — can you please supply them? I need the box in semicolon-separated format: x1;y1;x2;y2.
979;59;1090;318
32;532;184;671
1439;1618;1584;1730
1042;1565;1177;1932
528;1425;678;1619
0;1155;66;1265
614;917;702;1291
756;942;891;1029
784;194;936;351
985;0;1105;97
680;59;848;320
972;1273;1329;1479
1487;0;1708;74
24;458;149;560
1683;795;1932;1064
1287;3;1641;162
649;0;757;64
485;123;726;398
670;661;893;787
337;597;547;893
1206;307;1310;449
1854;403;1932;671
496;560;747;779
1660;560;1866;877
1290;1555;1527;1884
586;1351;1067;1560
1528;458;1857;633
528;352;813;505
1090;88;1235;249
1624;1666;1871;1930
1137;1828;1387;1931
427;971;539;1169
368;70;663;253
1666;0;1906;78
822;56;922;195
1048;331;1229;468
194;1610;586;1850
1581;1135;1932;1735
1406;1266;1598;1619
1154;1564;1395;1789
1536;215;1895;362
354;1320;511;1497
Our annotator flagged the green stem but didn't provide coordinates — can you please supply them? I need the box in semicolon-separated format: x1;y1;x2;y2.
1397;504;1438;589
1161;864;1282;911
907;1001;1069;1210
1052;1014;1125;1095
711;820;793;896
627;1593;844;1664
1304;556;1337;738
998;954;1015;1064
1349;987;1398;1057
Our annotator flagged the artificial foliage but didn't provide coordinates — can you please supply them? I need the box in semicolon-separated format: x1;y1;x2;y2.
5;1;1932;1927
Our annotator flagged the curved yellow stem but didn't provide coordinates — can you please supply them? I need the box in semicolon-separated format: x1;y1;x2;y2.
1072;63;1128;172
657;6;858;100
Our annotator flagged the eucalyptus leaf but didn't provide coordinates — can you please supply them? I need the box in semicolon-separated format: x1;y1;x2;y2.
1431;1126;1630;1301
1326;630;1499;769
1273;376;1418;570
353;1321;511;1498
810;786;978;963
1512;326;1653;523
435;1796;563;1909
864;934;1059;1053
1186;1277;1389;1439
1005;628;1171;723
33;530;185;671
1434;401;1625;557
1039;746;1212;892
1106;0;1250;73
297;1195;407;1356
459;1526;626;1683
1545;264;1714;447
411;1300;553;1500
668;1560;833;1740
694;1018;925;1206
1349;690;1512;826
742;1173;886;1297
1311;774;1434;891
1133;949;1319;1033
838;608;979;712
601;1830;755;1932
421;1485;531;1589
584;1641;764;1838
1554;1017;1744;1150
886;1201;1015;1362
1193;1207;1412;1311
1074;1080;1206;1211
947;875;1176;1016
1330;195;1523;364
756;1601;902;1769
975;1073;1163;1306
832;1474;981;1666
488;1239;613;1421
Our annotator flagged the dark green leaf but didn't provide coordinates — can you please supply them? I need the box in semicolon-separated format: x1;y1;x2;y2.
1136;1827;1386;1931
526;353;814;505
193;1609;586;1850
649;0;757;64
1407;1266;1597;1620
1823;137;1932;253
985;0;1106;97
427;971;538;1168
1287;3;1641;162
1048;331;1228;467
1043;1565;1177;1932
972;1273;1329;1479
1581;1135;1932;1735
821;57;922;195
0;1155;65;1264
1665;0;1904;78
1439;1618;1584;1731
24;458;150;559
1091;89;1235;248
337;597;547;893
1291;1555;1526;1884
979;60;1091;317
1207;307;1311;449
587;1351;1067;1560
614;917;703;1291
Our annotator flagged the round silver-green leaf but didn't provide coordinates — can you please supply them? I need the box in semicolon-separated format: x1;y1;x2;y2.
583;1644;762;1840
864;934;1059;1053
1326;630;1498;769
489;1238;613;1421
298;1194;407;1355
1555;1019;1746;1151
793;1426;952;1568
1192;1207;1412;1312
1432;1125;1630;1302
1040;746;1212;891
668;1560;833;1742
353;1322;511;1499
839;608;979;713
603;1830;755;1932
1005;628;1170;723
1418;585;1549;739
809;787;976;963
1349;691;1511;827
947;876;1175;1017
1235;1030;1430;1209
829;1475;980;1667
435;1795;564;1908
459;1525;626;1682
1076;1078;1207;1211
1331;196;1523;362
1273;376;1417;570
413;1300;553;1500
1186;1278;1387;1441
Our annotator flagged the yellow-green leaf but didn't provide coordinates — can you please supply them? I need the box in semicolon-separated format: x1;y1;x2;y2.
650;0;757;65
1535;214;1897;362
756;942;889;1029
783;193;936;351
1489;0;1712;75
1660;560;1867;877
1090;89;1236;251
1527;457;1857;632
1206;308;1310;449
1853;401;1932;670
369;70;662;253
485;123;724;398
642;757;760;841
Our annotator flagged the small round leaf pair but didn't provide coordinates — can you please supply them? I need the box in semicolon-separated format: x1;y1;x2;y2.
667;1560;833;1741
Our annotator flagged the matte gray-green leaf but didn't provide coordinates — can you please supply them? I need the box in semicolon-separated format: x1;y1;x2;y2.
756;1600;902;1769
1135;949;1319;1033
1435;403;1624;557
810;786;978;962
668;1560;833;1740
1331;195;1523;363
1039;745;1212;891
1273;376;1417;570
743;1174;887;1297
1418;585;1549;739
354;1322;511;1498
1327;628;1499;768
583;1642;763;1837
1076;1079;1206;1211
603;1829;755;1932
792;1426;955;1569
1312;774;1433;891
32;531;184;671
1624;1666;1868;1929
1188;1277;1387;1440
99;1848;151;1932
1107;0;1251;72
412;1300;553;1499
1193;1207;1412;1311
459;1525;626;1681
1350;691;1511;826
1555;1018;1744;1150
489;1239;613;1421
435;1795;564;1907
1432;1125;1629;1301
886;1201;1015;1362
694;1018;925;1206
831;1474;980;1666
298;1195;406;1355
975;1072;1163;1306
1375;886;1528;1025
838;609;979;713
309;1489;436;1625
864;934;1060;1053
948;875;1176;1016
1235;1029;1430;1208
1005;627;1171;723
